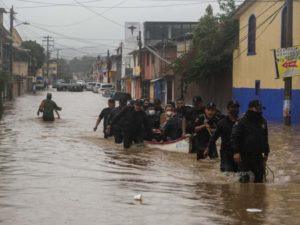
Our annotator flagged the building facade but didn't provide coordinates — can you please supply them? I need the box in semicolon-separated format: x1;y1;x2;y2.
233;0;300;123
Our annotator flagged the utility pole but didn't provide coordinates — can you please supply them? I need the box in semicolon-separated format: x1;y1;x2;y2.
107;49;110;83
0;8;7;71
56;48;62;78
9;6;14;75
137;30;143;98
283;0;293;126
42;36;54;81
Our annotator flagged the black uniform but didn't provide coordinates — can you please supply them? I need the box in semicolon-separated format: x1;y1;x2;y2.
146;113;162;141
194;114;218;160
231;110;270;183
176;105;191;119
183;107;204;153
107;106;125;143
110;106;149;149
98;107;113;138
208;116;238;172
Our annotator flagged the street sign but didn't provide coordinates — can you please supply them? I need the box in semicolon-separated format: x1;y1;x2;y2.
273;46;300;78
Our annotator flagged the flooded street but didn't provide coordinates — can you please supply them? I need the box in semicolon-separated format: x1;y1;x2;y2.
0;91;299;225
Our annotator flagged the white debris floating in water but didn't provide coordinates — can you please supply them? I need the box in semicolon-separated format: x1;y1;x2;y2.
134;194;143;201
246;208;263;213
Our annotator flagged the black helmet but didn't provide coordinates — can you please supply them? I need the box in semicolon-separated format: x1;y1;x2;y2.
227;100;240;108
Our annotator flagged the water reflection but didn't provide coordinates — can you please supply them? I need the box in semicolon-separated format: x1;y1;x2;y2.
0;91;299;225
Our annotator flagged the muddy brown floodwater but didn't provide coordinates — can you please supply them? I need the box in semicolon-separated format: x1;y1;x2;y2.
0;90;299;225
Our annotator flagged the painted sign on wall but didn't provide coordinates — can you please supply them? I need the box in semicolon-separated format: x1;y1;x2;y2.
274;46;300;78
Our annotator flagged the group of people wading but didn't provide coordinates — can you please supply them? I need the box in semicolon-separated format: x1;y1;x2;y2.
37;93;270;183
93;96;270;183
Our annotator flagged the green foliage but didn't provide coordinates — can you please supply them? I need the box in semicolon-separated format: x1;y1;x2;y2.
14;40;45;75
172;0;238;84
69;56;95;74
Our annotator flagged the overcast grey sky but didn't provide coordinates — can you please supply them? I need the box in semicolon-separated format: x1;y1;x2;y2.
0;0;231;59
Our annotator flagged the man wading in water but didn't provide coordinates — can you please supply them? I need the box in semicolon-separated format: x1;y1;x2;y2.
37;93;62;121
231;100;270;183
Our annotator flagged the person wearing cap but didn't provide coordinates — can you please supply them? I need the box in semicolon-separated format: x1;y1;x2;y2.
231;99;270;183
106;97;128;144
193;102;219;160
93;99;115;138
37;93;62;121
205;100;240;172
107;99;150;149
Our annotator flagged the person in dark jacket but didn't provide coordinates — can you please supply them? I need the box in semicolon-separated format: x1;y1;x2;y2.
143;99;150;111
108;99;150;149
175;98;191;119
183;96;205;153
107;98;127;143
205;100;240;172
37;93;62;121
145;103;163;141
231;100;270;183
154;98;164;115
93;99;115;138
194;102;219;160
162;104;182;141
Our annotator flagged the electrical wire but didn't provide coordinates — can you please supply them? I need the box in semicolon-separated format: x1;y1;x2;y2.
15;1;221;9
73;0;124;27
233;3;284;60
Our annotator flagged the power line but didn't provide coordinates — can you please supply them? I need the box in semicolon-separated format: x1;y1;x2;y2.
72;0;124;28
16;0;103;4
15;1;222;9
233;3;284;60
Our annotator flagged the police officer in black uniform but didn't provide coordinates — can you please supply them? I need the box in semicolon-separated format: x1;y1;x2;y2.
231;100;270;183
206;100;240;172
145;103;163;141
93;98;115;138
107;98;127;143
194;102;219;160
108;99;150;149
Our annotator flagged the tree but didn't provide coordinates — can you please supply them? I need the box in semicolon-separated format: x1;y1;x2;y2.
14;40;45;75
69;56;95;74
172;0;238;84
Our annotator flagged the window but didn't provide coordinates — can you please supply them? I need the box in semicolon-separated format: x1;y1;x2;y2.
281;5;288;47
248;15;256;55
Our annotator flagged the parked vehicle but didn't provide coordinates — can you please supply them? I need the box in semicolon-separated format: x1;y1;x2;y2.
92;83;101;93
69;81;84;92
53;79;64;89
56;81;70;91
56;80;83;91
35;76;46;90
111;91;132;101
86;82;96;91
76;80;86;89
102;89;115;98
98;83;114;94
